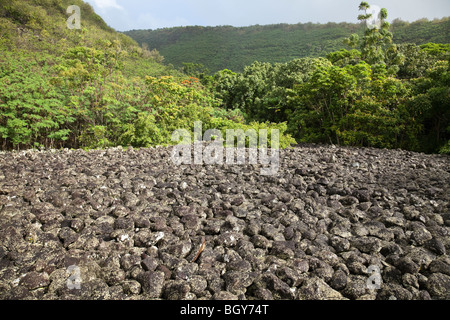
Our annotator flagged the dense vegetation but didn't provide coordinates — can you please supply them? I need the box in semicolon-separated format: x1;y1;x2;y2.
204;2;450;155
1;1;448;155
0;0;294;151
124;17;450;73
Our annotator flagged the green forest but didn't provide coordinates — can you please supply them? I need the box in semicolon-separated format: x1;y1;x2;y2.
1;0;449;155
0;0;295;151
124;17;450;73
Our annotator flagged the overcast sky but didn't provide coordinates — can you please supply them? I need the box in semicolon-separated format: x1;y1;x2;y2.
84;0;450;31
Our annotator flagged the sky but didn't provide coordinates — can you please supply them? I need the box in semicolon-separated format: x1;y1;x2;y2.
84;0;450;32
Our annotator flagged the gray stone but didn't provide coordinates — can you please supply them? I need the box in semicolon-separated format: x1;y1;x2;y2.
101;267;126;286
425;238;446;256
165;241;193;259
163;279;191;300
289;259;309;274
251;235;272;249
188;275;208;297
122;280;141;295
351;237;382;253
396;257;420;274
402;273;419;289
137;271;165;298
141;256;158;272
224;271;255;294
276;267;304;287
19;272;50;290
252;273;295;299
204;219;224;235
298;277;347;300
212;291;239;300
409;223;433;246
249;287;273;300
426;273;450;299
174;263;198;281
270;241;295;259
377;283;414;300
341;276;368;300
330;236;351;252
429;257;450;276
120;254;141;271
330;269;348;291
114;217;134;230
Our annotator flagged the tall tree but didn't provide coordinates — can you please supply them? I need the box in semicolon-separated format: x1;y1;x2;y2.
345;2;404;73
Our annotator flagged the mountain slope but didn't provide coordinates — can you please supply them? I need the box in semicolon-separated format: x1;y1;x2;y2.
0;0;173;77
124;18;450;73
1;0;126;49
0;0;296;151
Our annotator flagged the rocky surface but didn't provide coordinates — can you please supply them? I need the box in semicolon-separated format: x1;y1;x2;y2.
0;144;449;300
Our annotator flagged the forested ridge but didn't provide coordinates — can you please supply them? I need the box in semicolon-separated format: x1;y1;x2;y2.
198;3;450;155
124;17;450;73
0;0;295;151
0;0;449;155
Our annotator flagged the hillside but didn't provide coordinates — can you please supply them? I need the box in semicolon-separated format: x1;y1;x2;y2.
0;0;173;77
0;0;174;151
1;0;294;151
124;18;450;73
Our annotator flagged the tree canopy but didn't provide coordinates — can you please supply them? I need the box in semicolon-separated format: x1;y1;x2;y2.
124;17;450;73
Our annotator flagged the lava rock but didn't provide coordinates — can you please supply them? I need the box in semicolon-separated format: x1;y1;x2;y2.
163;280;191;300
330;269;348;291
351;237;383;253
19;272;50;290
0;144;448;301
137;271;165;298
298;277;347;300
425;273;450;300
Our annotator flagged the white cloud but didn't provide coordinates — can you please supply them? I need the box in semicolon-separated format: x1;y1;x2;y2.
91;0;123;10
